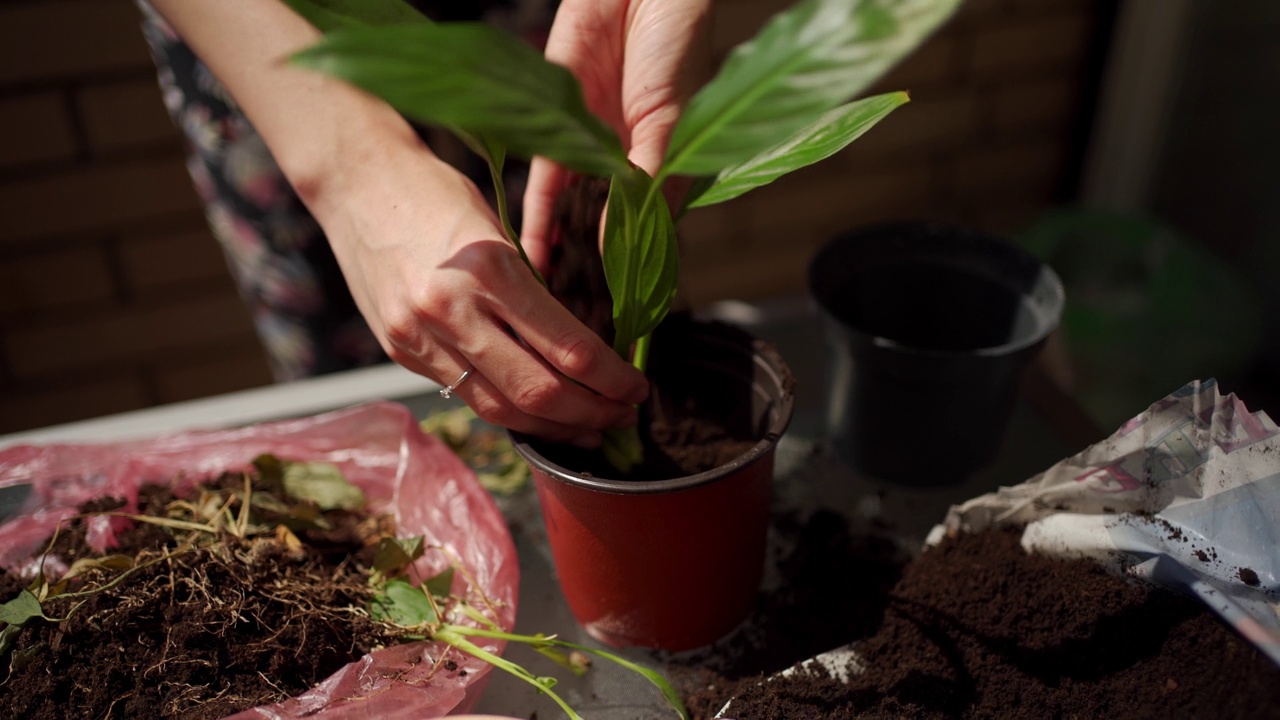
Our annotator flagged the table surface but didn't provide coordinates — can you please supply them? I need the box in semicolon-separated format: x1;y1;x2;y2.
0;296;1093;719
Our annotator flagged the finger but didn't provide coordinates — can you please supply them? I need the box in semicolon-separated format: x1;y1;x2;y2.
464;317;641;432
520;157;570;274
387;328;607;446
454;369;608;447
487;280;650;407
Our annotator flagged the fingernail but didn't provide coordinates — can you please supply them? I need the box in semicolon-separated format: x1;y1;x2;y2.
570;433;602;449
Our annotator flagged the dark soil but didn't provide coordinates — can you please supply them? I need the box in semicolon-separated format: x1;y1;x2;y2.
686;527;1280;719
0;477;397;720
540;179;775;481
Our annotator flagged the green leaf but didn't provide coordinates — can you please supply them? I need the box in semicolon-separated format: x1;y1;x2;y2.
282;0;429;32
291;24;628;176
369;578;438;627
684;91;909;209
0;591;50;627
372;536;426;578
663;0;960;178
424;566;455;599
281;461;366;511
602;166;679;357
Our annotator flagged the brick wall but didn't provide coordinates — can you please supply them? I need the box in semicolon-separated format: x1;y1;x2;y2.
0;0;1106;433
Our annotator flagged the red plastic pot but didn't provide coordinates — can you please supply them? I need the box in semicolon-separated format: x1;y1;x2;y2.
512;321;794;651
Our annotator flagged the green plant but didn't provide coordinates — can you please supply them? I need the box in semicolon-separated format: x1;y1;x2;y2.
285;0;960;470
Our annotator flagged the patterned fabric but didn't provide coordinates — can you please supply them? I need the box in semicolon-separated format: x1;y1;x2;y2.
134;0;555;381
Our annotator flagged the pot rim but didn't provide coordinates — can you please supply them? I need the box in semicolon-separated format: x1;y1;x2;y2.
809;221;1066;359
510;419;791;495
511;319;795;494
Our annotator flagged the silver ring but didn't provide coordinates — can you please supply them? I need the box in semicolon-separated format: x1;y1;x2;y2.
438;369;472;399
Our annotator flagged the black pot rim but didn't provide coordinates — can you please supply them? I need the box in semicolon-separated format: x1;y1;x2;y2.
809;221;1066;359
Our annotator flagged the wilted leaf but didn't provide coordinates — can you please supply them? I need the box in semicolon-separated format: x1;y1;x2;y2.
248;490;291;515
477;465;530;496
281;461;366;511
0;625;22;671
0;591;50;627
369;578;437;627
372;536;426;577
252;454;287;493
7;640;41;676
421;406;478;448
275;525;304;552
60;555;134;583
424;566;455;599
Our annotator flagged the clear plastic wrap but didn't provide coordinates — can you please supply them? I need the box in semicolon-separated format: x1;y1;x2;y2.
0;401;519;719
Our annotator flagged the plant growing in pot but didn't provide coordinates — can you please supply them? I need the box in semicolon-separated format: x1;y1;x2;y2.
285;0;960;650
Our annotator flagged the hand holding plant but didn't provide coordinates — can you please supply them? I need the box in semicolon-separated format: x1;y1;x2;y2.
286;0;961;471
520;0;714;263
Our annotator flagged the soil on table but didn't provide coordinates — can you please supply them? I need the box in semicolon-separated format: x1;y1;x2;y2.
541;179;775;481
0;477;398;720
682;527;1280;719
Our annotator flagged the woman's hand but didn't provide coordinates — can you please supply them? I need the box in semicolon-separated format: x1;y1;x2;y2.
307;126;650;446
146;0;649;446
521;0;714;269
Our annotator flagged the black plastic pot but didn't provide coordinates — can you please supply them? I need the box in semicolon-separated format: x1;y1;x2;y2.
808;222;1064;485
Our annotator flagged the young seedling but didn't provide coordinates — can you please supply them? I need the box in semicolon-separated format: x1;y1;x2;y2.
286;0;961;471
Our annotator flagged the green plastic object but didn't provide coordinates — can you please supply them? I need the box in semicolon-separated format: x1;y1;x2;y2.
1018;208;1263;429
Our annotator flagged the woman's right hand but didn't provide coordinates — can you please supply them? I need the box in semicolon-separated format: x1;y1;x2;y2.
302;122;649;447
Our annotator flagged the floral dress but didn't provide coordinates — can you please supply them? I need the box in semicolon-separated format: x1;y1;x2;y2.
134;1;555;381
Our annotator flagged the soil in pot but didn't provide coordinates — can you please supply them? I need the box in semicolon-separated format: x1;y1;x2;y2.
685;526;1280;719
545;179;785;481
0;473;399;720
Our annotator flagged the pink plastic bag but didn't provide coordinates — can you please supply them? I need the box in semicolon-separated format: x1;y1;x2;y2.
0;402;519;719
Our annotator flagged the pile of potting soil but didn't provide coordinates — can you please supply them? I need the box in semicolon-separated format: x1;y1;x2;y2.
687;527;1280;719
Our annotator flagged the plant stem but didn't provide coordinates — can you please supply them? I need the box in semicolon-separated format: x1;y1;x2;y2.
625;175;667;373
632;333;652;372
444;625;690;719
434;627;585;720
488;161;547;288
